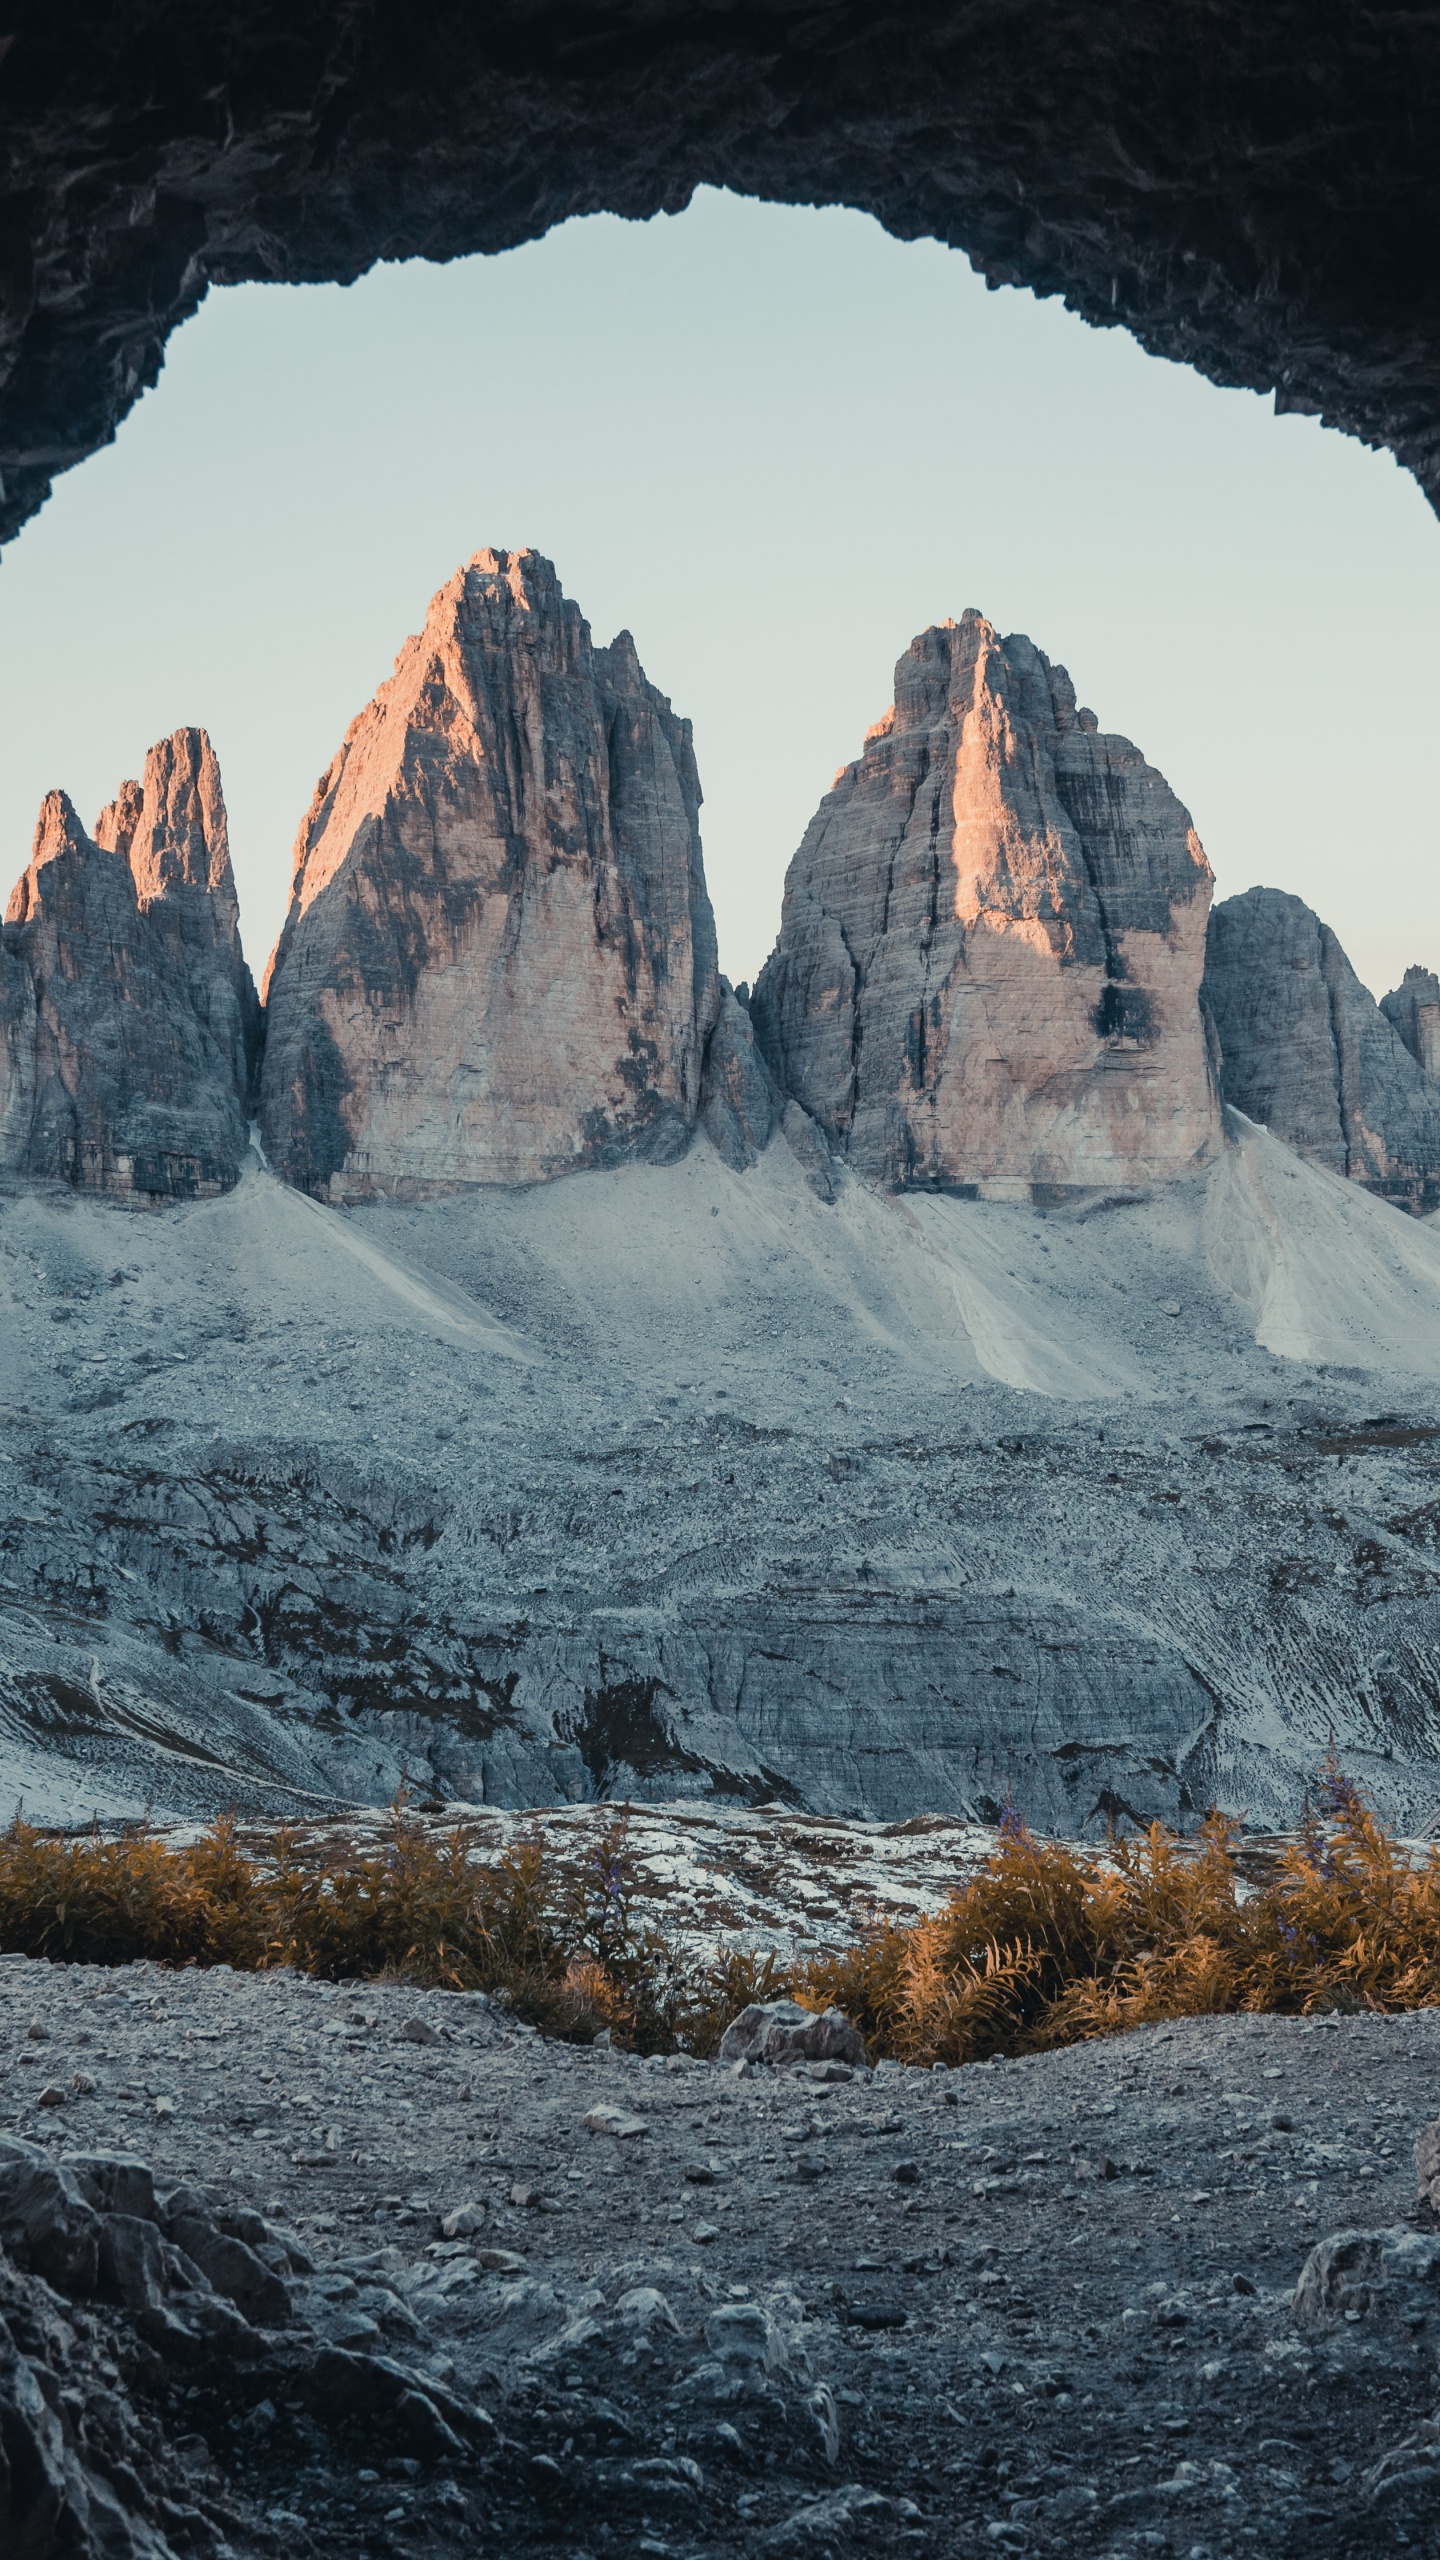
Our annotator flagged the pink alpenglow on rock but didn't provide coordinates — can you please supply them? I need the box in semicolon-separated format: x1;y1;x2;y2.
260;548;723;1198
1;730;259;1197
752;610;1222;1197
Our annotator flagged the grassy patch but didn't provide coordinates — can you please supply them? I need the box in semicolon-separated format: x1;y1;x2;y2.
3;1767;1439;2062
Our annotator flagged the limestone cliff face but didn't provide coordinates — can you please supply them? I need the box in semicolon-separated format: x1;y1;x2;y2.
1204;889;1440;1214
1382;965;1440;1083
2;730;258;1197
751;610;1221;1196
698;982;780;1173
260;549;721;1197
0;941;36;1168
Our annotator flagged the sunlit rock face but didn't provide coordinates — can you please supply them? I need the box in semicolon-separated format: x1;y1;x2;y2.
260;549;721;1198
1382;965;1440;1084
1204;889;1440;1215
751;610;1221;1198
1;731;258;1197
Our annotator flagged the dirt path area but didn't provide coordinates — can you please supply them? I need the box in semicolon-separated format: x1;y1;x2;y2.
4;1956;1440;2557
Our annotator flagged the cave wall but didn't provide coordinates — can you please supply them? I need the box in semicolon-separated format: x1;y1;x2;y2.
1;2;1439;547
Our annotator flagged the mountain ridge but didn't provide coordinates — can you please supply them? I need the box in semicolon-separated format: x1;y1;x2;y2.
3;555;1436;1224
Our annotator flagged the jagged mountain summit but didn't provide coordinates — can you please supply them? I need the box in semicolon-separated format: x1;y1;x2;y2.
260;548;724;1198
3;575;1440;1838
4;570;1437;1231
0;729;258;1198
1382;964;1440;1084
751;610;1222;1197
1204;888;1440;1216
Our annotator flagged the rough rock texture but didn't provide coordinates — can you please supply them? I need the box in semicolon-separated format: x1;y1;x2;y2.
3;6;1440;550
1;730;258;1198
4;1960;1440;2560
0;939;37;1169
716;1999;866;2067
1382;964;1440;1082
260;549;721;1198
697;981;779;1173
1204;888;1440;1215
7;1128;1440;1837
752;611;1220;1197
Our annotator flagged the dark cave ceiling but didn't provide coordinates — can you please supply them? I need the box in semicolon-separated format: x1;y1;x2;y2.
1;2;1438;547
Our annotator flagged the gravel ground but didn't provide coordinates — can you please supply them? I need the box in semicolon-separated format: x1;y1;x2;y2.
5;1956;1440;2559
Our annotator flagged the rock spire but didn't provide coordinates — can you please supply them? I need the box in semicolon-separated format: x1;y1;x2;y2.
1;729;258;1196
751;610;1221;1195
260;549;722;1197
1203;889;1440;1214
1381;964;1440;1084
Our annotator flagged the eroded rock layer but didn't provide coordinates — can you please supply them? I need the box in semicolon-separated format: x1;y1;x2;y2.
752;611;1220;1196
1204;889;1440;1214
260;549;721;1198
1;730;258;1197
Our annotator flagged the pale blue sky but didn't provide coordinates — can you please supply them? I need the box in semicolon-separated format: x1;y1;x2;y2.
2;187;1437;1001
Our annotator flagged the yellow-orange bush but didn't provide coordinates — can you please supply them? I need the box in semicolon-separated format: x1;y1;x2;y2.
3;1765;1439;2062
0;1804;780;2054
806;1770;1440;2063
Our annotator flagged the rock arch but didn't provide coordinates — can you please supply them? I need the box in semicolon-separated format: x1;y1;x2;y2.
2;2;1438;546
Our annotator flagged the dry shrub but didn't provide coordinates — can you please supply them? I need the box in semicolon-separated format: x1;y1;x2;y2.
0;1814;269;1970
5;1763;1439;2062
0;1803;791;2055
806;1770;1440;2064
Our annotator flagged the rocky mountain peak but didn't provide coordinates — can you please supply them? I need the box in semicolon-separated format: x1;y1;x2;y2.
752;612;1220;1196
1204;888;1440;1213
260;548;721;1197
1;741;258;1196
93;776;145;864
95;726;238;915
5;787;100;929
1381;963;1440;1083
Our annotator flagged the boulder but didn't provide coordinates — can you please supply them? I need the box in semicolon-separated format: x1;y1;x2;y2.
1292;2224;1440;2335
751;611;1221;1196
1204;889;1440;1213
1;729;259;1197
0;2265;168;2560
300;2344;492;2445
1363;2417;1440;2513
0;2138;100;2294
60;2152;156;2222
717;1999;866;2068
97;2211;177;2313
260;548;722;1197
165;2214;291;2326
